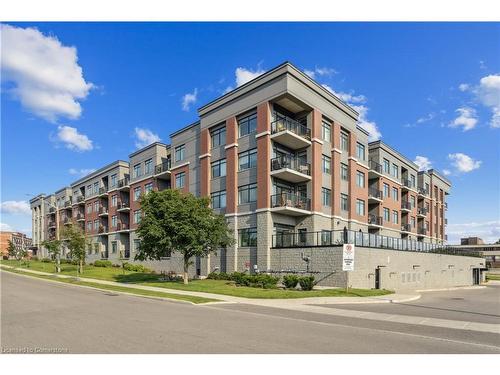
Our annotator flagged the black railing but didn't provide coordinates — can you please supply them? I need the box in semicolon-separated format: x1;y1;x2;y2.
99;206;108;215
98;225;108;234
99;187;108;195
271;118;311;140
117;202;129;210
368;159;382;174
368;187;383;200
401;201;412;210
401;224;412;232
271;193;311;211
64;200;72;207
77;195;85;203
368;214;383;226
48;221;56;228
418;187;429;196
270;156;310;175
76;214;84;221
417;207;428;216
117;222;129;231
49;207;56;213
418;227;427;235
155;160;171;174
118;177;129;188
401;179;413;189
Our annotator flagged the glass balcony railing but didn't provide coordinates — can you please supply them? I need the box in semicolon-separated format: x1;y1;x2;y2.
368;159;382;174
271;193;311;211
271;118;311;140
270;156;310;175
368;187;383;200
368;214;383;226
401;201;412;210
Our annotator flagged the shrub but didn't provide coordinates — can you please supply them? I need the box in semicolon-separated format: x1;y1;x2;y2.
230;273;279;289
229;272;247;285
207;272;231;280
112;263;121;268
123;262;151;273
94;260;112;268
60;259;71;264
31;256;39;261
282;275;299;289
298;276;315;291
41;258;52;263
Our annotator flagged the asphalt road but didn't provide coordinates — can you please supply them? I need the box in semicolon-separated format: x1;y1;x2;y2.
1;271;499;354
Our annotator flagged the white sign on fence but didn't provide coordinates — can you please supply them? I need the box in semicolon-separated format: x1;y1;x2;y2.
342;244;355;271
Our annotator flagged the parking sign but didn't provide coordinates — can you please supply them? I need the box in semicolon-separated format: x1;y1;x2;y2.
342;244;355;271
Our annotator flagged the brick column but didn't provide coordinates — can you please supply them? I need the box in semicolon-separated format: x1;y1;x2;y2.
256;102;271;209
331;122;342;217
348;131;358;220
311;109;322;213
199;128;211;198
225;116;239;271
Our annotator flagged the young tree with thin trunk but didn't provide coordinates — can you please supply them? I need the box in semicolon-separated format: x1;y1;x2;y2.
135;189;234;284
7;240;17;259
61;224;87;274
42;239;62;273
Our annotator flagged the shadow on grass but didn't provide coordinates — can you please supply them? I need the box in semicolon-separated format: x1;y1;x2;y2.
113;272;164;284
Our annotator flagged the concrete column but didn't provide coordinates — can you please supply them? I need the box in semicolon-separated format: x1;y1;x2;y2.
200;128;211;197
225;117;238;214
256;211;272;272
332;122;342;219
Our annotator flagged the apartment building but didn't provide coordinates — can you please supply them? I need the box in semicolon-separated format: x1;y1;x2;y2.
0;231;33;258
31;62;451;275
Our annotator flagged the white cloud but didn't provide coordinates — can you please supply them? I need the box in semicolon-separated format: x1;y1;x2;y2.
0;24;93;122
413;156;432;171
304;67;337;80
0;222;14;231
458;83;469;92
479;60;487;70
446;220;500;244
69;168;96;177
448;153;482;173
442;169;451;176
476;74;500;128
181;88;198;111
134;127;161;149
235;67;265;87
416;112;435;124
449;107;478;131
0;201;31;215
55;125;93;151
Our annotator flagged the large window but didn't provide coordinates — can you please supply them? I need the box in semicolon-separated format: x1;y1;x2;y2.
238;183;257;204
341;163;348;181
411;216;416;228
383;183;390;198
93;182;99;194
322;121;331;142
322;188;331;207
392;187;399;201
322;155;331;174
238;148;257;171
356;171;365;188
392;163;399;178
341;194;349;211
239;228;257;247
410;196;416;208
94;219;99;230
133;164;141;178
133;239;140;253
87;221;92;231
145;182;153;194
211;126;226;148
111;195;117;207
175;172;186;189
111;241;117;254
393;210;399;224
356;199;365;216
410;174;416;188
211;159;227;178
145;158;153;175
175;144;185;162
383;158;390;173
93;201;99;212
134;210;141;224
238;112;257;137
356;143;366;161
383;208;390;222
87;204;92;214
340;132;349;151
211;190;227;209
134;186;142;201
111;215;117;228
111;174;117;188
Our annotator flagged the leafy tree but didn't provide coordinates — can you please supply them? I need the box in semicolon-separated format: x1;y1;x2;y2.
61;224;87;274
135;189;234;284
7;240;17;259
42;238;62;273
495;238;500;245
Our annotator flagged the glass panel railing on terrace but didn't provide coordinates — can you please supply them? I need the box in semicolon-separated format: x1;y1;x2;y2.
368;187;383;200
117;177;129;188
271;193;311;211
368;214;383;226
270;156;310;175
401;201;412;210
155;160;171;174
271;117;311;140
368;159;382;174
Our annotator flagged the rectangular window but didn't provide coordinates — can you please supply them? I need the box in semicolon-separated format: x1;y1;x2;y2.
87;221;92;231
340;132;349;151
238;183;257;204
238;112;257;138
393;210;399;224
356;199;365;216
322;121;331;142
111;195;117;207
392;187;398;201
145;182;153;194
383;158;390;173
94;219;99;230
356;171;365;188
93;201;99;212
211;190;227;209
134;186;142;201
133;239;140;253
238;149;257;171
383;208;390;222
322;188;331;207
411;217;416;228
111;241;117;254
175;172;186;189
341;194;349;211
112;215;117;228
392;163;399;178
356;143;366;161
322;155;331;174
133;164;141;178
134;210;141;224
211;126;226;148
87;204;92;214
145;158;153;174
410;175;416;188
211;159;227;178
383;183;390;198
111;174;117;188
87;243;92;255
425;182;430;194
175;144;185;162
341;163;348;181
238;228;257;247
410;196;416;208
93;182;99;194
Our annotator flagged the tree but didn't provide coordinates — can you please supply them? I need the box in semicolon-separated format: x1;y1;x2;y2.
495;239;500;245
135;189;234;284
42;238;62;273
61;224;87;274
7;240;17;259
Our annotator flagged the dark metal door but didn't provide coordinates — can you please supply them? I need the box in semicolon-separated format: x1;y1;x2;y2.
375;268;381;289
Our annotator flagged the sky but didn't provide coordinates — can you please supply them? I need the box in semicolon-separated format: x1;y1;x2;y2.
1;22;499;244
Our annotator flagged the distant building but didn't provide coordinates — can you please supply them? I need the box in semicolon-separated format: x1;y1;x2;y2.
0;231;33;258
461;237;485;245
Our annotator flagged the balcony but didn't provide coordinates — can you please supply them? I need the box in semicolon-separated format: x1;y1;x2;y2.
417;207;428;217
117;222;130;232
99;187;108;197
368;159;383;177
270;193;311;216
401;201;412;212
368;187;383;203
73;195;85;206
49;207;56;214
401;224;412;233
48;221;56;229
418;227;427;236
117;177;130;191
101;250;109;260
64;200;72;208
98;225;108;234
270;118;311;149
418;187;429;197
63;217;72;226
155;161;171;180
117;202;130;212
98;207;109;217
270;156;311;183
368;214;383;227
401;179;414;191
444;202;448;210
76;213;85;222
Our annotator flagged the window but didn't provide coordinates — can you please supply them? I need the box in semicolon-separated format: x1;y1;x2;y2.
94;243;99;254
356;143;366;161
356;199;365;216
211;126;226;148
112;215;117;228
111;174;117;188
340;132;349;151
321;230;332;245
322;155;331;174
410;196;416;208
392;163;399;178
133;164;141;178
392;187;398;201
238;183;257;204
93;201;99;212
392;210;399;224
238;228;257;247
134;186;142;201
383;183;390;198
425;202;430;211
93;182;99;194
111;241;117;254
322;121;331;142
134;210;141;224
411;217;416;228
94;220;99;230
87;243;92;255
111;195;117;207
322;188;331;207
145;182;153;194
341;163;348;181
410;175;416;188
383;158;390;173
211;190;227;209
87;185;92;195
145;158;153;175
133;239;140;253
87;204;92;214
87;221;92;231
356;171;365;188
341;194;349;211
238;149;257;171
175;172;185;189
238;112;257;137
425;182;430;193
211;159;227;178
175;144;185;162
383;208;390;222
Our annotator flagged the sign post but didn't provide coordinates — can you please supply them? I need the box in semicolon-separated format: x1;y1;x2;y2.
342;244;355;294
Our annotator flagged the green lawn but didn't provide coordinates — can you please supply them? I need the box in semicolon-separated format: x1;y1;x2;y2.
486;273;500;281
1;259;393;299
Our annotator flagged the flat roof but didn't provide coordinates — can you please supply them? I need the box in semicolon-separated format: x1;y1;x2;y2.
169;121;200;138
128;141;169;158
369;140;420;171
70;160;129;187
428;168;452;186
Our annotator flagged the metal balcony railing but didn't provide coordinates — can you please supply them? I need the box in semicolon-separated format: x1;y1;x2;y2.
118;177;130;188
271;193;311;211
401;224;412;232
368;187;383;200
99;187;108;195
401;201;412;210
417;207;428;215
98;225;108;234
418;187;429;196
64;200;72;208
368;214;383;226
49;207;56;214
155;160;171;174
270;156;311;175
117;222;129;231
271;118;311;140
77;195;85;203
76;213;84;221
368;159;382;174
418;227;427;235
117;202;130;210
401;179;413;189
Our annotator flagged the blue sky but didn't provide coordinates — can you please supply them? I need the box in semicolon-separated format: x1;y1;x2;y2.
1;22;499;243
